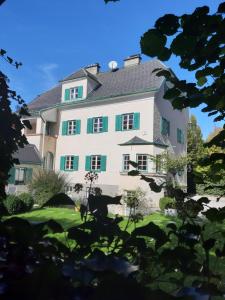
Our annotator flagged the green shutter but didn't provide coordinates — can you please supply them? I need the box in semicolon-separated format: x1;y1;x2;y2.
76;120;81;134
87;118;93;134
77;86;83;98
134;112;140;130
161;118;170;135
167;120;170;136
62;121;68;135
102;116;108;132
60;156;65;171
181;130;184;144
64;89;70;101
85;156;91;171
101;156;107;172
73;156;79;171
25;168;33;184
115;115;122;131
8;167;15;184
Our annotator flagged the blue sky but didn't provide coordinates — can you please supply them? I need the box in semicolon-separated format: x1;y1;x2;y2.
0;0;223;139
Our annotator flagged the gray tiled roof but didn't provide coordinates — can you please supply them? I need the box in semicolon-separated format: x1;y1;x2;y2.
28;59;166;112
119;136;168;148
13;144;42;165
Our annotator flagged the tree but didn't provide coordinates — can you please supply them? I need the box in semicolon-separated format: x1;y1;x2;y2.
187;115;204;165
139;2;225;148
0;2;29;202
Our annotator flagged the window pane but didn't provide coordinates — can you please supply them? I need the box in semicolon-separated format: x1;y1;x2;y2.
123;154;130;171
137;155;148;171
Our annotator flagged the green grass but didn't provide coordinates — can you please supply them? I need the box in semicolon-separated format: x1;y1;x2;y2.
16;207;82;229
15;207;173;231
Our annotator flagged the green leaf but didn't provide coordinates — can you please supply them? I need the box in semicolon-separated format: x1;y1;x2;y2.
140;29;167;57
133;222;168;248
164;88;181;99
197;76;207;86
22;119;32;129
203;239;216;251
42;193;74;207
128;170;140;176
171;34;197;56
217;2;225;13
128;160;138;168
155;14;180;36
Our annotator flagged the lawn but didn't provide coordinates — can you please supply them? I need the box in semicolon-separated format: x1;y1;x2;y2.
15;207;173;231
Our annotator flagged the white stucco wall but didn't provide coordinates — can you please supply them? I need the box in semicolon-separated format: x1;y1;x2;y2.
55;95;162;202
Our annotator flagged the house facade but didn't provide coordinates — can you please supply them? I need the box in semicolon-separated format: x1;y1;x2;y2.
7;144;42;194
24;55;188;210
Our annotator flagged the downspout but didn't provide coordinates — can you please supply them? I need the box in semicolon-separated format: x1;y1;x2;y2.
40;113;46;168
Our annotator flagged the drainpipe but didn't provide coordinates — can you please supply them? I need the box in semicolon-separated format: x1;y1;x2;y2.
40;113;46;168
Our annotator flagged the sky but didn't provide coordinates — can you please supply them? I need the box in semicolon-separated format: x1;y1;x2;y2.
0;0;223;139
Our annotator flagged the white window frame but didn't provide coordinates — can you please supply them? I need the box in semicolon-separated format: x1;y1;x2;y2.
67;120;77;135
70;87;79;100
65;156;74;170
15;167;26;185
123;154;130;171
137;154;148;172
93;117;103;133
122;113;134;130
91;155;101;171
65;186;73;193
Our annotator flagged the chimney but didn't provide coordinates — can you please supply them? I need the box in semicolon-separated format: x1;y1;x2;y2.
124;54;141;68
85;63;100;75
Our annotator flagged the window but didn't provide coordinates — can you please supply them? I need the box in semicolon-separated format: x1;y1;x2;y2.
68;120;77;135
177;128;184;144
65;156;75;170
70;87;79;100
91;155;101;171
123;154;130;171
65;186;74;193
15;168;26;185
25;119;37;135
115;113;140;131
122;113;134;130
87;117;108;134
137;154;148;172
60;156;79;171
93;117;103;133
45;122;54;136
62;120;81;135
161;118;170;136
64;86;83;101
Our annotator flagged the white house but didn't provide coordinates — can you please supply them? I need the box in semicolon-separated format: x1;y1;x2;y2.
24;55;188;210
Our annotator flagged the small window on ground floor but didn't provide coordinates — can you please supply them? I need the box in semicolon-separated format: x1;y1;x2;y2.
122;154;130;171
15;168;26;185
137;154;148;172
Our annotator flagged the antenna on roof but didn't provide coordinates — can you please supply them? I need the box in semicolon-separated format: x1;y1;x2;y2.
108;60;118;71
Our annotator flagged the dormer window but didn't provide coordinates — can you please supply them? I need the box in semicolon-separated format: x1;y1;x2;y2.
70;87;79;100
64;86;83;101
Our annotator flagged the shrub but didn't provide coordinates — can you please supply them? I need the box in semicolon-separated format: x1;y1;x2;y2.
159;196;176;211
28;170;68;206
19;193;34;211
4;195;26;215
